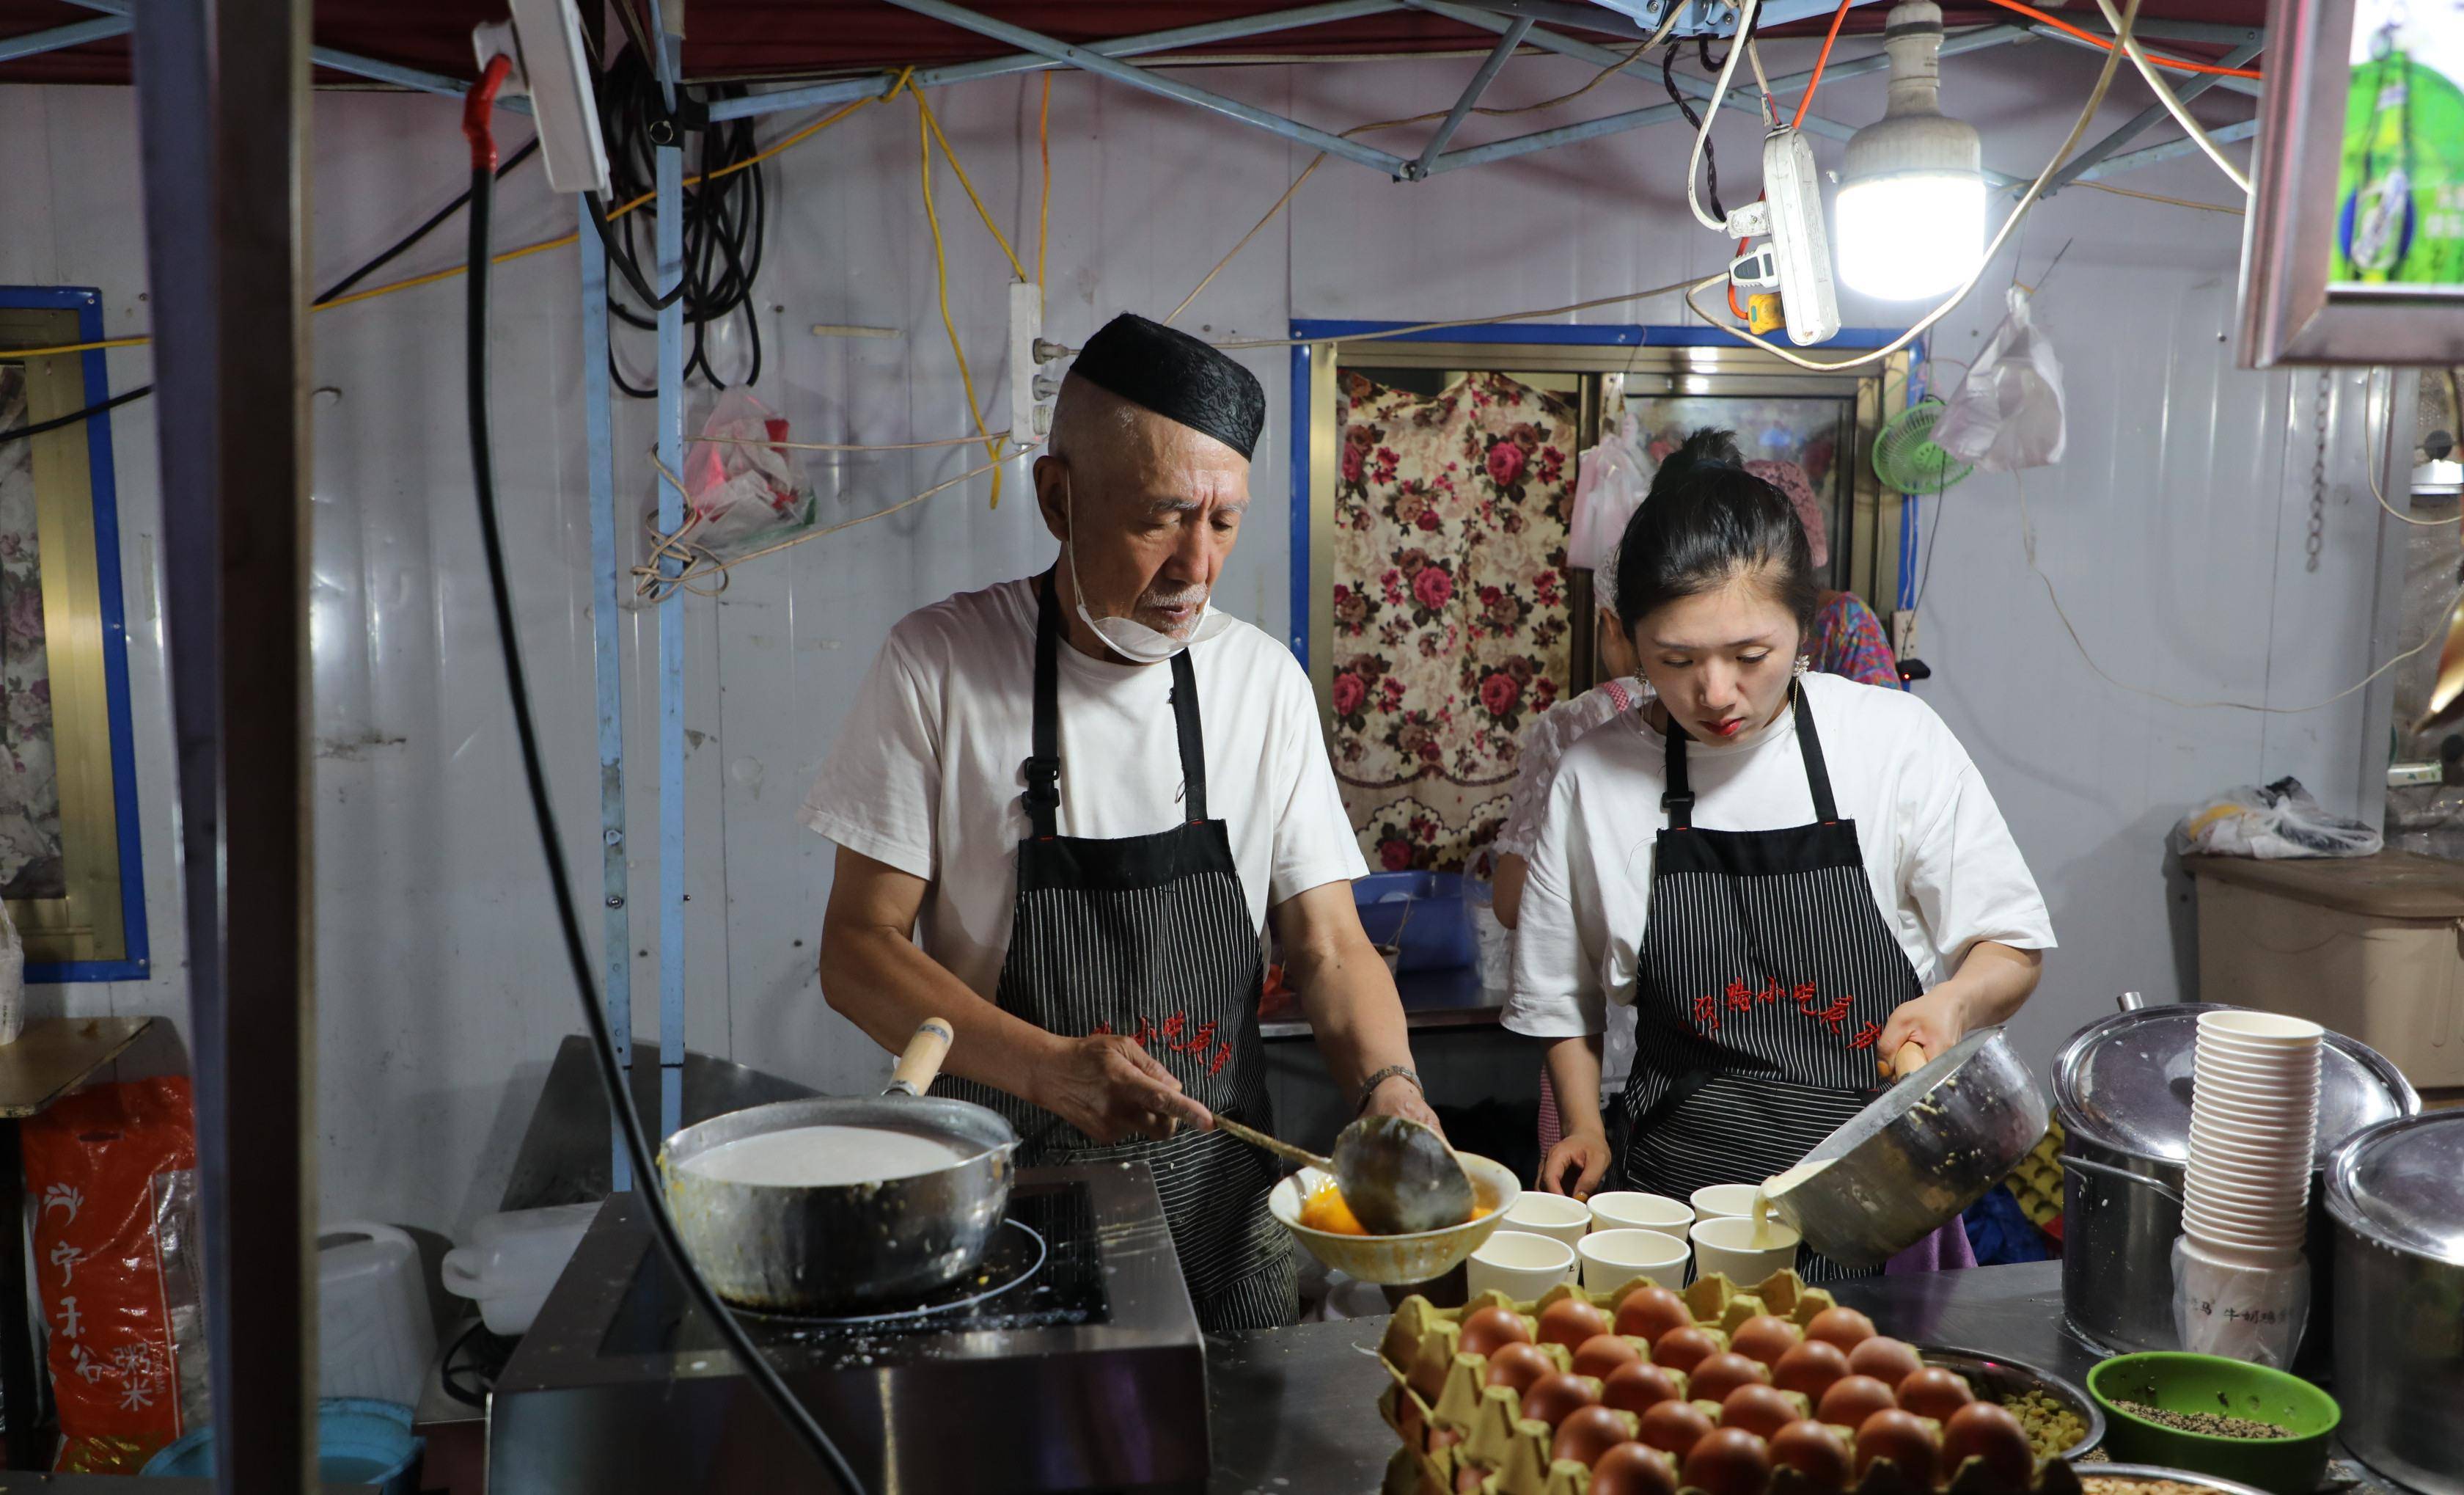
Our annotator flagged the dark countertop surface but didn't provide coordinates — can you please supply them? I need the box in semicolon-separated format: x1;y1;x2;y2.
1203;1260;2413;1495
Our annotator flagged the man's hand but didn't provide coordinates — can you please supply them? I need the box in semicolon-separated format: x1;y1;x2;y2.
1540;1126;1613;1199
1361;1073;1444;1136
1877;984;1973;1076
1031;1034;1214;1144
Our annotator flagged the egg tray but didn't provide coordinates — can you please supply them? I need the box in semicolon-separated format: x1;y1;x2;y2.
1371;1273;2087;1495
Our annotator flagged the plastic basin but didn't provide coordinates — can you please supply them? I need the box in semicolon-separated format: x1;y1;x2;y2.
142;1397;422;1494
2086;1353;2338;1495
1352;872;1475;972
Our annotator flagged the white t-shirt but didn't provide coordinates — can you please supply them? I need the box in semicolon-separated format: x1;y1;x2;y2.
801;577;1369;998
1506;671;2055;1040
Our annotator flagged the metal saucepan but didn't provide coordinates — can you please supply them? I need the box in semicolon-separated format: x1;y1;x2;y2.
660;1020;1018;1313
1767;1027;2050;1268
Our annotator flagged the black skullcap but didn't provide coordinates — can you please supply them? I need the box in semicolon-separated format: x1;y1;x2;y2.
1068;312;1266;461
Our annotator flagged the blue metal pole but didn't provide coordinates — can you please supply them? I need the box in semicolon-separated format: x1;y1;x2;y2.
708;0;1404;121
1899;343;1926;618
876;0;1414;175
656;144;686;1144
644;0;680;113
579;202;634;1191
2023;23;2264;98
0;15;128;62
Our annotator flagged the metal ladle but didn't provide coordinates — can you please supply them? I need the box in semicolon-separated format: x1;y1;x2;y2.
1211;1112;1475;1235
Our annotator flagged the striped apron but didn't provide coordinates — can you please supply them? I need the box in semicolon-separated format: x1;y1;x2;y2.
937;574;1294;1332
1613;684;1921;1282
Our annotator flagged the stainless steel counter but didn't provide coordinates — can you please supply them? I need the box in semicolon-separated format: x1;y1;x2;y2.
1202;1260;2419;1494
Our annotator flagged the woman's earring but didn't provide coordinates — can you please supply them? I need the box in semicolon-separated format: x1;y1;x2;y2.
1794;654;1811;679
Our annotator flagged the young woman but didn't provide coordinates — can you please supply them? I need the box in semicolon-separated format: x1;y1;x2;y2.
1506;429;2055;1279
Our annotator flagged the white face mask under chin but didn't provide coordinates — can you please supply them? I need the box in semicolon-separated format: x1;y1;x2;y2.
1065;511;1233;665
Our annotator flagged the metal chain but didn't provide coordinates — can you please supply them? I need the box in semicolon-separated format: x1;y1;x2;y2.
2307;370;2331;574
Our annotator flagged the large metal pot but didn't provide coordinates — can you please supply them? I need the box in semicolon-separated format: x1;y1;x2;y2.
659;1021;1018;1313
2053;999;2417;1367
2325;1113;2464;1495
1770;1028;2049;1268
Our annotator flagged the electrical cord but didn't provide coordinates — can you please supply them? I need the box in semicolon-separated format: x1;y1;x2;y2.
595;43;770;396
460;56;865;1494
1684;0;2143;370
1970;0;2263;78
1686;0;1760;232
1665;41;1727;227
2083;0;2252;193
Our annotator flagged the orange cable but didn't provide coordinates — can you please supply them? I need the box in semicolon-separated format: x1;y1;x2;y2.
1970;0;2262;76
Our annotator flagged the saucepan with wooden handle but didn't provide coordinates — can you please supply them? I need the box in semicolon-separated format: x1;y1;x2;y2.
659;1019;1019;1314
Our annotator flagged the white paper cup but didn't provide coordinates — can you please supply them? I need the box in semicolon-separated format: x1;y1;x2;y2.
2188;1125;2318;1165
1467;1229;1578;1301
2184;1196;2308;1241
2182;1225;2302;1268
1690;1215;1801;1284
2188;1103;2320;1141
2194;1058;2323;1095
1502;1192;1596;1249
1589;1192;1695;1238
1578;1228;1692;1292
2198;1010;2326;1045
2185;1179;2309;1218
1690;1184;1763;1221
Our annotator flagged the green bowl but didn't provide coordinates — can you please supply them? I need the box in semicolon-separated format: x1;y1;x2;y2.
2086;1352;2339;1495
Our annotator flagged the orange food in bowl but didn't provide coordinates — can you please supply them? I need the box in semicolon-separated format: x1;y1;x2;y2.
1299;1178;1368;1235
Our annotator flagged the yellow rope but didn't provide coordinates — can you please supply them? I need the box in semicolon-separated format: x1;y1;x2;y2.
917;94;1004;508
915;91;1030;282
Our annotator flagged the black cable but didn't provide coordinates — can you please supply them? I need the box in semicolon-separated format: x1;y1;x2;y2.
595;44;768;398
0;384;155;448
319;136;542;305
464;148;865;1495
1;135;547;449
1665;40;1726;224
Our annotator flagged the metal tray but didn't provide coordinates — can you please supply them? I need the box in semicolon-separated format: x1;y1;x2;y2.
2069;1463;2275;1495
1920;1344;2106;1461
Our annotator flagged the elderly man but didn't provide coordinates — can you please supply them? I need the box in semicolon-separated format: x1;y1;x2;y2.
804;313;1435;1331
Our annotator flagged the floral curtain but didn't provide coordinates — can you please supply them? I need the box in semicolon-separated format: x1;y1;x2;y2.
1329;371;1576;873
0;368;61;899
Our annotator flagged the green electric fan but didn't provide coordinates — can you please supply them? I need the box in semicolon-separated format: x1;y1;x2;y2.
1873;398;1975;494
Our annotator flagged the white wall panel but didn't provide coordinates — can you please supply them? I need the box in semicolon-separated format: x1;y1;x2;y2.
0;41;2400;1241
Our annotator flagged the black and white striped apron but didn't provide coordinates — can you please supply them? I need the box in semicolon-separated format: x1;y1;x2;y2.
936;574;1294;1332
1613;684;1921;1282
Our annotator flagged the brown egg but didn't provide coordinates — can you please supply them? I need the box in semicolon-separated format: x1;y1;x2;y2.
1485;1341;1557;1396
1688;1351;1774;1405
1805;1306;1879;1353
1615;1284;1695;1343
1942;1401;2036;1488
1815;1373;1899;1429
1592;1441;1682;1495
1638;1397;1717;1458
1682;1425;1776;1495
1460;1304;1533;1359
1772;1339;1854;1401
1720;1383;1802;1441
1574;1333;1647;1381
1846;1336;1924;1389
1651;1326;1721;1375
1520;1370;1599;1429
1855;1408;1939;1488
1730;1313;1805;1367
1539;1297;1613;1350
1603;1360;1687;1416
1896;1365;1977;1422
1553;1404;1637;1469
1770;1419;1855;1494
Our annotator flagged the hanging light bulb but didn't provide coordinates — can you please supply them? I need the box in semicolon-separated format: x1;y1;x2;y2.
1837;0;1986;301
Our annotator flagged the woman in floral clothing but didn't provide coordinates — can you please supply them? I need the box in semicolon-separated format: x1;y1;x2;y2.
1748;456;1903;691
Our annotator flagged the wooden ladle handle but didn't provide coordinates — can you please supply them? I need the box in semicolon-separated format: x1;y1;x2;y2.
887;1018;955;1097
1889;1040;1929;1081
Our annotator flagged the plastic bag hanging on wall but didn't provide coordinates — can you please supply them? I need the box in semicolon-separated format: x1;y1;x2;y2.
1568;412;1655;573
1935;286;2066;472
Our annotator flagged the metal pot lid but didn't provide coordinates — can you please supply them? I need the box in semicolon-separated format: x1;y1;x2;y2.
2052;1003;2418;1167
2328;1114;2464;1265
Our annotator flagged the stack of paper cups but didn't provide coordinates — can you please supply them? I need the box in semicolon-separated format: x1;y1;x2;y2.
2183;1010;2322;1268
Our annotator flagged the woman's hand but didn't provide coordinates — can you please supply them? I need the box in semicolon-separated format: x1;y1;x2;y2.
1877;985;1973;1075
1540;1127;1613;1199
